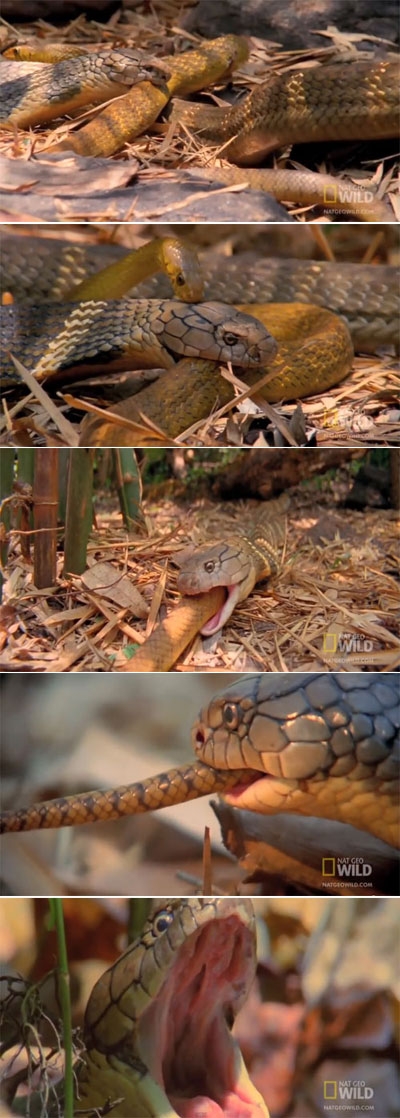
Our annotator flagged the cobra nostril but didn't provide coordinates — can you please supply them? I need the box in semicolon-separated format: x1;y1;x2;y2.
195;728;205;745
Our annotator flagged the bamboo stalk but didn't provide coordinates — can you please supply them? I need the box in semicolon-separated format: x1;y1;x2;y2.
64;449;95;575
33;449;59;588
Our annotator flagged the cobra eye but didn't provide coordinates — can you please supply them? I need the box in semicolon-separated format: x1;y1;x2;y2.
222;703;239;729
204;560;215;573
153;910;174;935
222;331;240;347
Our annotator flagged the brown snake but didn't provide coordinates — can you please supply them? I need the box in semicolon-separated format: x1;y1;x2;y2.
76;897;269;1117
119;494;288;673
0;298;276;389
173;495;289;635
1;674;398;849
172;58;399;163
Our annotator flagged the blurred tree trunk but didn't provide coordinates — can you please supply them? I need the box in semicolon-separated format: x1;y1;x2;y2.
390;450;399;509
212;448;365;498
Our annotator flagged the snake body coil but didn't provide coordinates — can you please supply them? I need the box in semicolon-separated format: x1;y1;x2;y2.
173;59;399;164
0;48;169;128
0;42;398;219
2;235;397;352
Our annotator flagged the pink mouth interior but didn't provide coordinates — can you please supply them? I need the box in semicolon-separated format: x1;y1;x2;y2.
138;917;258;1117
201;586;236;636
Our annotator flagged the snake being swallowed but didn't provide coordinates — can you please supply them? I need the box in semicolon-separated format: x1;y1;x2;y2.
1;674;398;850
173;495;289;637
76;897;269;1117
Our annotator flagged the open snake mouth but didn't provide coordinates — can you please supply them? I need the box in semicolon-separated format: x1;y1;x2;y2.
200;585;239;636
221;771;296;814
193;724;295;811
136;915;264;1117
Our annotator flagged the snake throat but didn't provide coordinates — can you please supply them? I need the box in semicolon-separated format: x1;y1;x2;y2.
79;898;269;1117
138;917;257;1115
199;585;238;635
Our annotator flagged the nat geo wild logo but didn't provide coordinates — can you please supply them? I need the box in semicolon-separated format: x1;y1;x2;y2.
324;1078;375;1111
323;632;376;663
321;856;373;889
323;183;375;217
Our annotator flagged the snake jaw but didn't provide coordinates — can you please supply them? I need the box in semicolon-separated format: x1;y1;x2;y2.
200;584;242;635
134;906;268;1117
222;773;298;813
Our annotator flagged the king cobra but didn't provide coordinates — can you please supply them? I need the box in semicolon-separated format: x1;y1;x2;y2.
1;675;398;849
0;35;398;220
75;897;269;1117
173;495;289;637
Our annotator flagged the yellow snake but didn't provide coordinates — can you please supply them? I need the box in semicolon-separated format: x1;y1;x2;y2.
1;674;398;849
1;36;398;221
75;897;269;1117
77;303;353;447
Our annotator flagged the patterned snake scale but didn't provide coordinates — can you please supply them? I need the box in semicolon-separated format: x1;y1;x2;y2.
76;897;269;1117
0;47;171;128
1;675;399;850
2;237;398;355
0;299;276;389
172;58;399;164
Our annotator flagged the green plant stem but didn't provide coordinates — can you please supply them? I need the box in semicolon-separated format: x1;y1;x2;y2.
33;449;59;588
48;899;74;1118
0;448;14;600
127;898;151;943
113;449;144;533
64;449;94;575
